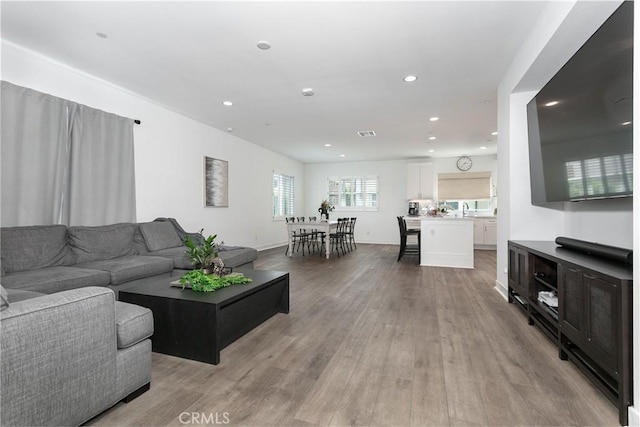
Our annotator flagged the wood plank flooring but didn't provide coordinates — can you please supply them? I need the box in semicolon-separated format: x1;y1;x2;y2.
89;244;618;426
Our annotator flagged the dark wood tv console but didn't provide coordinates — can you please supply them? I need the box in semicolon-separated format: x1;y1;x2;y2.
508;240;633;425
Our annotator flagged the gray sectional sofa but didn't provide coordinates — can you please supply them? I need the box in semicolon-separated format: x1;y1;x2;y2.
0;218;258;294
1;285;154;426
0;218;257;426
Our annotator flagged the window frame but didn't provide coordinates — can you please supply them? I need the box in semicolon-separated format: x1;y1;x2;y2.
327;175;379;212
272;172;295;220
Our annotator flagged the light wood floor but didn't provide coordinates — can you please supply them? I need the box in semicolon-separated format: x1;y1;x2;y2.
90;244;618;426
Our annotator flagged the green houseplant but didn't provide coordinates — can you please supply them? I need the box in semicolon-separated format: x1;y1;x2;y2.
181;229;252;292
179;270;252;292
184;229;220;273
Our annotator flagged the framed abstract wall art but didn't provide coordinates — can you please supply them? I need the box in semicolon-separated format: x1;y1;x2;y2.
203;156;228;207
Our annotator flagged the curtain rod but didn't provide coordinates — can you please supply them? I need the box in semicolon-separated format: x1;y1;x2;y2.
134;119;141;125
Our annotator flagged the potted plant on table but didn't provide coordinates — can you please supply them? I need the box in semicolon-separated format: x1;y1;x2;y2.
184;229;220;274
181;230;251;292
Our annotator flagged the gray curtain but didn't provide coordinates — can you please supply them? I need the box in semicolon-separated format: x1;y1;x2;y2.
1;82;70;226
68;105;136;226
0;81;136;227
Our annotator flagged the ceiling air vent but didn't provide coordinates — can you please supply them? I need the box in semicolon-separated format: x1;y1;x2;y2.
357;130;376;137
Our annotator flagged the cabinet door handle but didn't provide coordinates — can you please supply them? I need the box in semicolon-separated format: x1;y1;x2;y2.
584;274;596;279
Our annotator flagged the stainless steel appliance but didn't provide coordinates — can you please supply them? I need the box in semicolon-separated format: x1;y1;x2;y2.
408;201;419;216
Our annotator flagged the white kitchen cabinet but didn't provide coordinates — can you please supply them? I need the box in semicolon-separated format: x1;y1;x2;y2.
484;218;497;245
473;217;497;248
407;162;434;200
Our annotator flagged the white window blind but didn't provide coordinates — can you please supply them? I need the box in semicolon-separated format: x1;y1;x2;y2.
438;172;491;200
273;172;294;219
328;176;378;211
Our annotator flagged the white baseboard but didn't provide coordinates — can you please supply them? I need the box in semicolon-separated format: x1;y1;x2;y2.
494;279;508;300
627;406;639;426
255;242;288;251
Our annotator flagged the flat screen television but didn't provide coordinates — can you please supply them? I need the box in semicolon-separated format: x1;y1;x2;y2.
527;1;633;205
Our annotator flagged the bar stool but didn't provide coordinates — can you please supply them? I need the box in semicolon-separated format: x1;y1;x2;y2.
397;216;420;262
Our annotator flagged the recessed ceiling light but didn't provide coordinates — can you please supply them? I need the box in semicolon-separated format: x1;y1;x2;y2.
429;116;439;122
302;88;314;96
222;101;233;106
403;75;417;82
227;127;233;132
428;149;435;153
256;41;271;50
428;136;436;140
545;101;559;107
324;144;332;147
96;32;108;39
621;121;632;126
340;154;346;158
483;100;492;104
491;131;498;136
480;146;487;150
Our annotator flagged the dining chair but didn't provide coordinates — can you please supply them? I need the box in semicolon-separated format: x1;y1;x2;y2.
306;216;322;253
397;216;420;262
329;218;347;257
285;216;308;256
344;217;357;251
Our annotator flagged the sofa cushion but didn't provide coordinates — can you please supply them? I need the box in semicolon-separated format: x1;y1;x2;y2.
76;255;174;285
115;301;154;349
217;246;258;269
133;224;151;255
1;266;111;294
1;225;75;273
68;223;137;264
139;221;182;252
145;247;193;269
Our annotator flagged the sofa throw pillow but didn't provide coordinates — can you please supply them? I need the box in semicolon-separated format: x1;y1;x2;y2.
0;225;75;273
139;221;183;252
0;285;9;311
68;223;137;264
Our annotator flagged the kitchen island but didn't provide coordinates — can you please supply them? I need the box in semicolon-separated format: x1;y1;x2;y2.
408;216;474;268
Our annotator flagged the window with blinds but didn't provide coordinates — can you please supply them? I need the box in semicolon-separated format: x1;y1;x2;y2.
437;172;491;200
327;176;378;211
273;172;294;219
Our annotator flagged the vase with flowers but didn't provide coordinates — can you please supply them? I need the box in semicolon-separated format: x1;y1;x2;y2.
318;199;335;220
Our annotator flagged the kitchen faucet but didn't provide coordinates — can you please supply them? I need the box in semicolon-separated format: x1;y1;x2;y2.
463;202;470;217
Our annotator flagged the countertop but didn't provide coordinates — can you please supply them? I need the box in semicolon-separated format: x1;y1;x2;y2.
404;215;496;220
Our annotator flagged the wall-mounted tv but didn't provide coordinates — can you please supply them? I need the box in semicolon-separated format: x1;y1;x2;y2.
527;1;633;205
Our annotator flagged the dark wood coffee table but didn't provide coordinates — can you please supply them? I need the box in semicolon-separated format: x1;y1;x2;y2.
118;269;289;365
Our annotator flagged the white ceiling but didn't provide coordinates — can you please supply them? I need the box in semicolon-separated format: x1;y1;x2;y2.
1;1;547;164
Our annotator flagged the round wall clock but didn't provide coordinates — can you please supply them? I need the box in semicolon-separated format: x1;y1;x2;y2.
456;156;472;171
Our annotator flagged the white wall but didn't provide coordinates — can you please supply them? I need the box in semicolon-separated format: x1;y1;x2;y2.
304;160;407;244
1;41;304;249
495;0;631;295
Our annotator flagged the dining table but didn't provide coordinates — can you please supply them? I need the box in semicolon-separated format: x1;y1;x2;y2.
286;220;338;259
